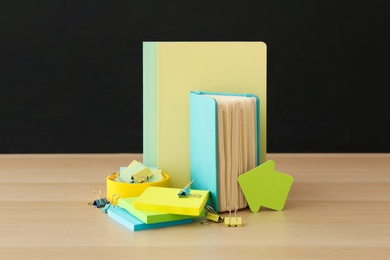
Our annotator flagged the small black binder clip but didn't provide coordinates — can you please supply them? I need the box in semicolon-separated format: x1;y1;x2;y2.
178;180;201;198
92;187;109;208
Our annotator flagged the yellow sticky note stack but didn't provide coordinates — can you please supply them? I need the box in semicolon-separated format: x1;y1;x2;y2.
134;186;209;216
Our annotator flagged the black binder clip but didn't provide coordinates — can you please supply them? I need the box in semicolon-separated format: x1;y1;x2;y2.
92;187;109;208
178;180;201;198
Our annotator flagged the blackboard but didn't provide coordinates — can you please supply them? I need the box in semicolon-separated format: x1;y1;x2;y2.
1;1;389;153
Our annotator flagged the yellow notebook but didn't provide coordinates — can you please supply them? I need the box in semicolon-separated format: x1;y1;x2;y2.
134;186;209;216
143;42;267;188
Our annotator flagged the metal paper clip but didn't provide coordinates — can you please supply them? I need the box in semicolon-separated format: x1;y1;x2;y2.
135;173;153;183
111;172;124;183
178;180;201;198
224;205;242;227
108;172;116;181
92;187;109;208
102;194;120;213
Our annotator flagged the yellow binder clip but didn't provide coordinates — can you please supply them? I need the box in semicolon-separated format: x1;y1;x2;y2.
205;205;224;223
224;206;242;227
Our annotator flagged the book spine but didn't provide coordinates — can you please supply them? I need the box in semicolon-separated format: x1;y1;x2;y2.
143;42;158;167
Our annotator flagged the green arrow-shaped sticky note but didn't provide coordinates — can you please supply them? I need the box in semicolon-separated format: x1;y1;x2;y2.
237;160;294;212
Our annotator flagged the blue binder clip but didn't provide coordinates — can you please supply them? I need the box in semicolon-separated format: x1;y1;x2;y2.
102;194;120;213
92;187;109;208
178;180;201;198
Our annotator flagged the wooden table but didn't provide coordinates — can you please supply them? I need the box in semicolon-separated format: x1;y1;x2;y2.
1;153;389;259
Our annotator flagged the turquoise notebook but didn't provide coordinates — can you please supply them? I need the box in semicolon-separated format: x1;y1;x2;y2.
107;206;193;232
189;91;260;212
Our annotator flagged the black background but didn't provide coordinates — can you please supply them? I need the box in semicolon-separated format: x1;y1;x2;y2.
1;1;389;153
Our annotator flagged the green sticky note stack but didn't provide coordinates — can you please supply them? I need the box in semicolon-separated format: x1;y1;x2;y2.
118;197;201;224
237;160;294;212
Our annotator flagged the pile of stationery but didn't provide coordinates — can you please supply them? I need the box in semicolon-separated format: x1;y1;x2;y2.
96;160;208;231
91;42;295;231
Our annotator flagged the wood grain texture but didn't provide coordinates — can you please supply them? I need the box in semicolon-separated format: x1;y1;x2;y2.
1;153;389;259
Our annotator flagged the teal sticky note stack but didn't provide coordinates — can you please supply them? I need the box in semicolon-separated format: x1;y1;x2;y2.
107;206;193;232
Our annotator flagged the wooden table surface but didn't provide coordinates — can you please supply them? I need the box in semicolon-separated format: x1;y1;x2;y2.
1;153;389;259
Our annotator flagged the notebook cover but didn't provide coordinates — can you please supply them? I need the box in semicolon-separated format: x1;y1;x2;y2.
143;42;158;168
134;186;209;216
107;206;193;232
143;42;267;188
118;197;202;224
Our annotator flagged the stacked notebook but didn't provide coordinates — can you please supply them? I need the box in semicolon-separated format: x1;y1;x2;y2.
107;186;209;231
143;41;267;188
